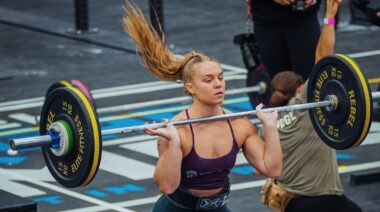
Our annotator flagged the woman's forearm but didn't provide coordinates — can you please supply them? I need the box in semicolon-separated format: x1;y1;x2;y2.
315;0;339;62
315;23;335;62
263;124;282;177
153;142;182;194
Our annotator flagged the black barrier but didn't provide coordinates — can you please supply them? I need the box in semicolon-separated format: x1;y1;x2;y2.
149;0;164;39
0;190;37;211
75;0;89;32
68;0;98;34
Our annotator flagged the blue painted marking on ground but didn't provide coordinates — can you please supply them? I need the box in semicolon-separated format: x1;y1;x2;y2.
336;153;354;159
101;118;145;130
223;99;253;112
142;112;177;122
33;195;63;205
0;142;10;151
231;165;255;175
85;189;109;198
105;184;145;195
102;134;118;141
0;156;27;164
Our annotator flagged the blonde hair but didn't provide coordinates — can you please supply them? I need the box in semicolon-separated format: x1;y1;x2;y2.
122;1;216;95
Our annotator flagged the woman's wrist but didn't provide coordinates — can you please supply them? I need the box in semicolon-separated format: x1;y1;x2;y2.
323;17;335;25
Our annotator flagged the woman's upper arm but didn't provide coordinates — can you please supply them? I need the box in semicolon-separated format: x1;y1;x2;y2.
240;120;267;174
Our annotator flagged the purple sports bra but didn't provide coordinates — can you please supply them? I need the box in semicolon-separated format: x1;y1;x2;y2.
180;109;239;190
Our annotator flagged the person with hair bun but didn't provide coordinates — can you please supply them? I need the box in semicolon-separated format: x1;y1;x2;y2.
260;0;362;211
122;2;282;211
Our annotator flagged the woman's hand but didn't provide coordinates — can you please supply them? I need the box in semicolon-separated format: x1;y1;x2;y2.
144;119;180;145
255;104;278;128
326;0;342;19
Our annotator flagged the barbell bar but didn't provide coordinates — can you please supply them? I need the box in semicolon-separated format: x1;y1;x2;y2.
8;54;380;188
10;81;268;150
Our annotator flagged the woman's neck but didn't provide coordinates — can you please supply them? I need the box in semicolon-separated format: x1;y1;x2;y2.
188;100;222;118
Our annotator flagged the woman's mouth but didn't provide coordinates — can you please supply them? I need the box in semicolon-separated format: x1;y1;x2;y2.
214;91;224;97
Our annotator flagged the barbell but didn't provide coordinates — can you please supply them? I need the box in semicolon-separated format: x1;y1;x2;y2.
8;54;380;188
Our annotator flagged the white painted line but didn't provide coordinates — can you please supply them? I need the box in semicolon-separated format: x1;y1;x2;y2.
236;152;248;165
0;101;43;113
59;196;160;212
0;97;44;107
120;140;158;158
220;63;247;74
0;176;47;197
0;122;21;130
9;113;38;125
103;135;156;147
92;75;246;99
93;84;182;99
97;81;255;114
92;81;167;94
0;119;7;125
348;49;380;59
338;161;380;174
100;151;155;180
230;179;267;190
58;160;380;212
361;122;380;146
97;96;191;114
93;71;239;95
0;168;134;212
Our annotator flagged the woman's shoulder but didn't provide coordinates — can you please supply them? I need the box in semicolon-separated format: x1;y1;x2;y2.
171;110;187;121
222;108;254;129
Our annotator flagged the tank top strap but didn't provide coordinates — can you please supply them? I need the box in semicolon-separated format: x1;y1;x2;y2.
222;109;238;145
185;109;195;146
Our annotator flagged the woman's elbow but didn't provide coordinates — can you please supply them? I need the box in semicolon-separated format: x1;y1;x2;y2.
157;182;179;194
154;176;179;194
266;164;282;178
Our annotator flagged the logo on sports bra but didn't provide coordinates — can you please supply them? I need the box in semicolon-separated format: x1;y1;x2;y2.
186;170;198;178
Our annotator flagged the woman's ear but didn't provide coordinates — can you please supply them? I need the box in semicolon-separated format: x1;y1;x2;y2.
293;84;303;97
296;84;303;94
185;82;195;95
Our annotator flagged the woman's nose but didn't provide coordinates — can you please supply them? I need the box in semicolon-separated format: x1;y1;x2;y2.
214;78;222;87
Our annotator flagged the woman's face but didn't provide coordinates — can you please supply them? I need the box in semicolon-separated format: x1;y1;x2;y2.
185;61;225;105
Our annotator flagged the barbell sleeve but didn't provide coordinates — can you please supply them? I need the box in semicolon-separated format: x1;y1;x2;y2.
10;135;52;150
